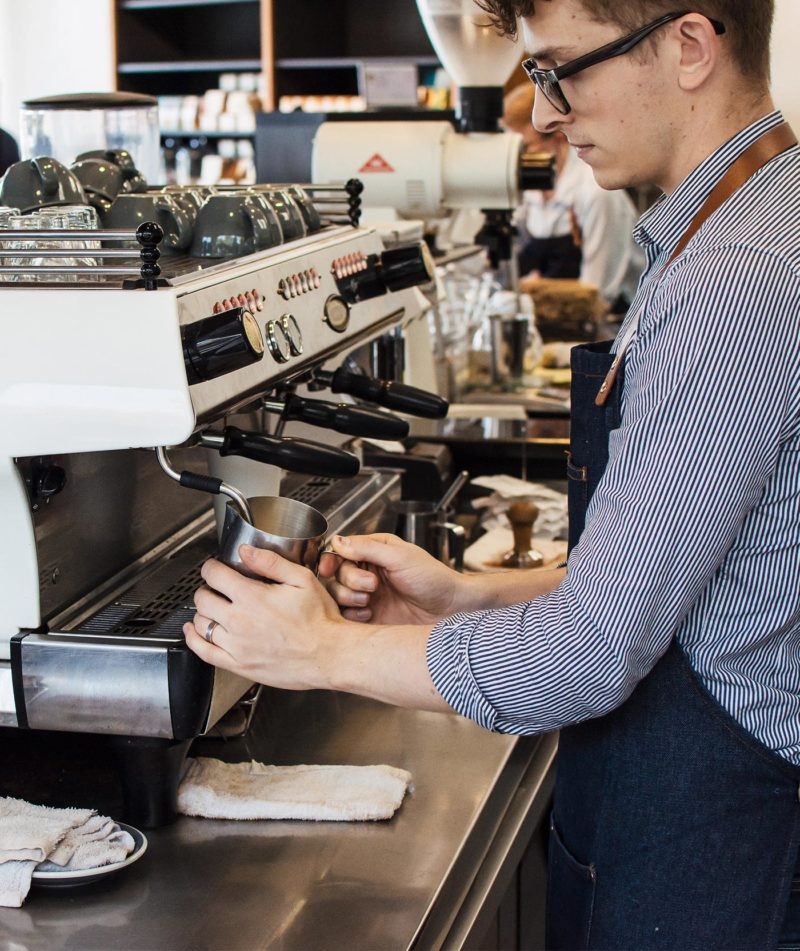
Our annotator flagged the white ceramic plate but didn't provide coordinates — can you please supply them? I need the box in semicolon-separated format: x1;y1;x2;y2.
31;822;147;888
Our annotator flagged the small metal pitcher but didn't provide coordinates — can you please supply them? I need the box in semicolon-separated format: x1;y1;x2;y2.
219;496;328;580
392;501;466;569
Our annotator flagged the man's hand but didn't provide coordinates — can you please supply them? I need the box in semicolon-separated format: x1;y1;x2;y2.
184;546;345;691
319;533;464;626
185;543;451;712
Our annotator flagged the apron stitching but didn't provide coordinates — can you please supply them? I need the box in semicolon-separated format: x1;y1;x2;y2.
678;645;800;781
766;820;800;943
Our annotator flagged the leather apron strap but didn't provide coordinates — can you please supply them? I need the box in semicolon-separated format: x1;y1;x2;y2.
596;121;798;406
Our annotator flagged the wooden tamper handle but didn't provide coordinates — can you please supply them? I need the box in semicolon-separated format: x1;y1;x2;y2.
502;500;544;569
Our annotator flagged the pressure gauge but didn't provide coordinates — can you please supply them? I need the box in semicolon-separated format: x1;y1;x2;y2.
281;314;303;356
265;319;291;363
323;294;350;333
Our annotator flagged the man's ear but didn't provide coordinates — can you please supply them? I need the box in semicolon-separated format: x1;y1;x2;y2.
674;15;720;92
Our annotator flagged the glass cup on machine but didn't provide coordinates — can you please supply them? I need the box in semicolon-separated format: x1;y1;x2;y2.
1;207;99;283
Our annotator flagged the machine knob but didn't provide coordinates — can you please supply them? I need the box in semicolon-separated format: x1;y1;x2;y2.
323;294;351;333
182;307;264;384
334;242;434;304
265;319;291;363
379;243;435;293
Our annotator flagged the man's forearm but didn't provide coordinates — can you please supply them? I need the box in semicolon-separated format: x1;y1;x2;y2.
324;620;452;712
319;567;565;712
455;566;566;614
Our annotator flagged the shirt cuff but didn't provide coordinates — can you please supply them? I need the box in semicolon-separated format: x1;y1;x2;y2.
426;611;500;731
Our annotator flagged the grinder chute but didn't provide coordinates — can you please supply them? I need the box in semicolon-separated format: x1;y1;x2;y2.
416;0;522;133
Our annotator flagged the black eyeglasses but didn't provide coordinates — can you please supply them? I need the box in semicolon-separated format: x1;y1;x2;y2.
522;11;726;115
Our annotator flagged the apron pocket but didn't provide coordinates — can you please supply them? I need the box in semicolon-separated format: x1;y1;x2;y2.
779;868;800;948
546;815;597;951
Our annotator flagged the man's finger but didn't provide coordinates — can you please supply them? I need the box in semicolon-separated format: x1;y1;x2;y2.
183;620;237;668
326;578;373;608
317;550;345;579
328;533;408;571
340;607;373;623
334;559;379;593
239;544;313;585
194;586;233;628
200;558;253;599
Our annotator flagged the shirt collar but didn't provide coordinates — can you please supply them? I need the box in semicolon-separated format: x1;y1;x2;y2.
633;110;785;256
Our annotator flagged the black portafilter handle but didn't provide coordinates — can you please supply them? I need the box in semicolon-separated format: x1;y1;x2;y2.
280;394;410;439
217;425;360;478
315;368;449;420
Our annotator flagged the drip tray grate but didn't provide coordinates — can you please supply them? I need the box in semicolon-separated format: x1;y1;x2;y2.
72;536;215;641
62;471;398;642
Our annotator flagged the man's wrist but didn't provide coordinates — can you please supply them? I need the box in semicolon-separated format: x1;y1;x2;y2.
449;568;493;615
316;618;450;712
316;617;363;693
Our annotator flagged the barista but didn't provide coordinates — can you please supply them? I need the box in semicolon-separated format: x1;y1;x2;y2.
503;81;644;312
186;2;800;947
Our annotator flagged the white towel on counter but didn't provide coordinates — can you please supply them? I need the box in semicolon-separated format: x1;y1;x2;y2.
178;757;412;822
0;797;136;908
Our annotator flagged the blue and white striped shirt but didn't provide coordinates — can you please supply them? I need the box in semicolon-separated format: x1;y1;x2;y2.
427;111;800;765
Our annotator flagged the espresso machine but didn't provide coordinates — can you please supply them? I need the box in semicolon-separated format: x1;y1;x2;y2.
0;184;444;826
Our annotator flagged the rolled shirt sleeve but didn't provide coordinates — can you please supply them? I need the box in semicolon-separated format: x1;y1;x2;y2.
427;246;800;735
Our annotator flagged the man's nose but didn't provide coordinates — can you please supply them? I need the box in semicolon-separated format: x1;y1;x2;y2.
532;92;568;135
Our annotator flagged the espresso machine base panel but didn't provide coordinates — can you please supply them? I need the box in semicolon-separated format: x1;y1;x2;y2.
3;470;401;825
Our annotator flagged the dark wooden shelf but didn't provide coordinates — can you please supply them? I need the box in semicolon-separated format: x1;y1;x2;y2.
160;129;256;138
121;0;257;8
276;55;440;70
116;0;437;109
118;59;262;73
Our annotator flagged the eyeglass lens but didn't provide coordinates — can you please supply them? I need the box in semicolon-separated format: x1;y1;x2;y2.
536;74;569;115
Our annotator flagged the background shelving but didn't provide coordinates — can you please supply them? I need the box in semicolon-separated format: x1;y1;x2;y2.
115;0;440;104
115;0;263;96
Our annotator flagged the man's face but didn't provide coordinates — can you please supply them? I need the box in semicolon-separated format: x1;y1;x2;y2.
521;0;678;190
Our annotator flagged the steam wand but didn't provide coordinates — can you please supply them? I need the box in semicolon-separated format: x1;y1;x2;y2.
155;446;253;523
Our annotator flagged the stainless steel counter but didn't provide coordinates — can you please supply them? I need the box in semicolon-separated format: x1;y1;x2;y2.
0;690;556;950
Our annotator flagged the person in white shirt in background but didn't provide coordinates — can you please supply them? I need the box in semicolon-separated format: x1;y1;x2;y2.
504;81;645;313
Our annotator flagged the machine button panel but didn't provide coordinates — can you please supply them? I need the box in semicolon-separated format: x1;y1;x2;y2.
331;252;368;281
277;267;320;300
213;287;264;314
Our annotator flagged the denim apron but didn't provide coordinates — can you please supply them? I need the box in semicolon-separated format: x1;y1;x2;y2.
551;340;800;949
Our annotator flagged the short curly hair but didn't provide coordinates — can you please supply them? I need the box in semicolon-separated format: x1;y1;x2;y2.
475;0;773;81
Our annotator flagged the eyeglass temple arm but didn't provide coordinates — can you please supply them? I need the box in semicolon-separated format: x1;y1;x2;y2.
551;11;726;82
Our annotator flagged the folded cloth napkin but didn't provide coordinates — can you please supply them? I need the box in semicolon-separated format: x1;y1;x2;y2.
178;757;412;822
40;815;135;871
0;797;135;908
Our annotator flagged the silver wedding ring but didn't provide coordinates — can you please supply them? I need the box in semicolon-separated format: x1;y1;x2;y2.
204;619;218;644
